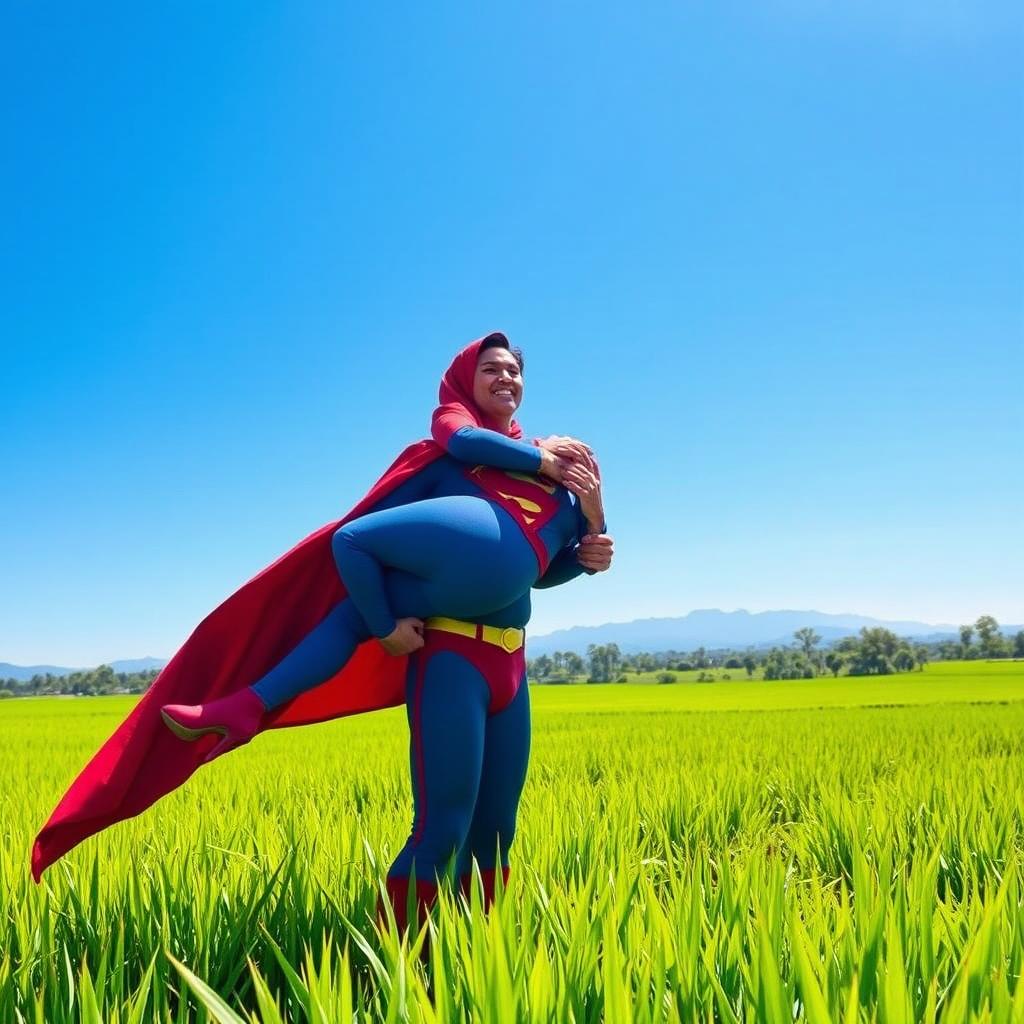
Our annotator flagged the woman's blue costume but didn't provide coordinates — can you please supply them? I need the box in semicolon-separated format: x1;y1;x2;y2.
247;423;603;926
32;333;606;933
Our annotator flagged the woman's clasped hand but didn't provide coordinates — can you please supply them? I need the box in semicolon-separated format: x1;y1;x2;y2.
535;435;600;480
536;434;611;572
379;617;426;656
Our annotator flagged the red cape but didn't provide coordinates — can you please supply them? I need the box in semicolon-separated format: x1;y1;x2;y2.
32;333;527;881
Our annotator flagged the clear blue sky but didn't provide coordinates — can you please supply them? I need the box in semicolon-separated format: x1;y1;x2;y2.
2;3;1022;666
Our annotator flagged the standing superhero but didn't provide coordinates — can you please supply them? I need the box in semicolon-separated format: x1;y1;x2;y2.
32;334;613;937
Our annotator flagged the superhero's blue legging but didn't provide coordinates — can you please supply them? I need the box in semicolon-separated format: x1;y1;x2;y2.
250;495;538;883
394;646;530;882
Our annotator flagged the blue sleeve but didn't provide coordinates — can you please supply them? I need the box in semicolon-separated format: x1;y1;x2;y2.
444;425;544;473
533;545;588;589
533;497;608;590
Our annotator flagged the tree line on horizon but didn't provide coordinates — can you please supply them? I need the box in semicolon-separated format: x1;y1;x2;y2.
0;665;159;699
528;614;1024;684
1;616;1021;697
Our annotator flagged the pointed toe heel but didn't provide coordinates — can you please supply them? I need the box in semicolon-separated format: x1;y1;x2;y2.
159;688;266;763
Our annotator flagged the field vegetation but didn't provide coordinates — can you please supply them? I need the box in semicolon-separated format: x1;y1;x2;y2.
2;660;1022;1021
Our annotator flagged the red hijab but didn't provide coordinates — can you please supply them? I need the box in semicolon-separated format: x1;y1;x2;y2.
32;333;527;881
431;331;523;443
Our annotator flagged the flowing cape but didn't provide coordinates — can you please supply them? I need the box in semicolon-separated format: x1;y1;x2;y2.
32;332;525;881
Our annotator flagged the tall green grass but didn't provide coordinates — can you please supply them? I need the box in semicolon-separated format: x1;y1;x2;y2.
2;662;1023;1021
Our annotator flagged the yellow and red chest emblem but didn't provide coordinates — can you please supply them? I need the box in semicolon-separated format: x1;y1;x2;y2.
463;464;563;570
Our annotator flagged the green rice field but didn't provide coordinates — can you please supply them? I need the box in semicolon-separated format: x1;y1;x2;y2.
2;660;1023;1021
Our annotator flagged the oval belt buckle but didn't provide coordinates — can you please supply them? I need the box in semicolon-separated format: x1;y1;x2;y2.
500;627;520;653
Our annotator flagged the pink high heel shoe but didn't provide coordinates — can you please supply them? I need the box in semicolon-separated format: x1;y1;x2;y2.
160;687;266;764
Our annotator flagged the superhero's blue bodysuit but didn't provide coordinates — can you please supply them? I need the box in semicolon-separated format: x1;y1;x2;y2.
249;426;603;901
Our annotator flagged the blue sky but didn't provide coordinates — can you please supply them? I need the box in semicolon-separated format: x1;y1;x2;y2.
2;3;1022;666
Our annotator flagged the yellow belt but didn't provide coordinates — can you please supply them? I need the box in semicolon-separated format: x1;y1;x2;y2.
423;616;525;654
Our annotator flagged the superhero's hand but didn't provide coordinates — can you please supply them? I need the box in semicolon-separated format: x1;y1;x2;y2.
379;618;425;656
577;534;613;572
536;436;600;478
537;447;572;484
563;463;605;534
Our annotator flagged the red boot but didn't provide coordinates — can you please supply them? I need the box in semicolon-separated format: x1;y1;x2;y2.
381;875;439;934
459;865;510;911
160;687;266;764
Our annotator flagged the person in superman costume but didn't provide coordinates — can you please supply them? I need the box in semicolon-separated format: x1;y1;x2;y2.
32;332;612;932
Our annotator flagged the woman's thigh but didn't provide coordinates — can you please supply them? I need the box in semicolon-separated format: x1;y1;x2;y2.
477;676;532;826
379;567;531;622
344;496;538;614
458;673;532;873
388;649;491;880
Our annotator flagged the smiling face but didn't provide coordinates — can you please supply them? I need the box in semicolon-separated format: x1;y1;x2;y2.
472;345;524;427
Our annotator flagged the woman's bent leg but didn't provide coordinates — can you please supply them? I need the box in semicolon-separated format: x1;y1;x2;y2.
250;600;371;710
249;562;518;713
332;496;537;638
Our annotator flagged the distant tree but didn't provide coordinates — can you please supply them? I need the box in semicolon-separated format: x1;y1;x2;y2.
691;647;709;669
531;654;552;681
824;652;845;677
893;646;916;673
587;643;622;683
913;644;930;671
565;652;586;678
1015;631;1024;658
94;664;117;692
636;653;658;674
742;655;757;678
763;647;810;681
847;627;901;675
656;672;677;684
606;643;622;681
794;627;822;660
959;625;974;659
974;615;1000;657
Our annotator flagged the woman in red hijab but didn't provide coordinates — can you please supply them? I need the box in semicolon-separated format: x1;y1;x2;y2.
33;332;612;931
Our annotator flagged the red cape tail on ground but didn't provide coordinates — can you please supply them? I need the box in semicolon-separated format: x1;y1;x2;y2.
30;441;446;882
31;332;526;882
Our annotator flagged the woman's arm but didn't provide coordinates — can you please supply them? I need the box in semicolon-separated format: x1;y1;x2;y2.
433;409;543;472
447;425;547;472
534;496;610;589
433;410;579;479
533;545;587;589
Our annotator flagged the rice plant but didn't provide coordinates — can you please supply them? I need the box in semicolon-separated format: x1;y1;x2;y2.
2;660;1022;1021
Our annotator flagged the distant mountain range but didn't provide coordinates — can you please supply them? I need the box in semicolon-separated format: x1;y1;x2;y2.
0;657;167;683
3;610;1021;677
524;609;1024;657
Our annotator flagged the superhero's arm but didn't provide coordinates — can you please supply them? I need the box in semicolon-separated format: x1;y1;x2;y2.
533;498;608;590
433;410;544;473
